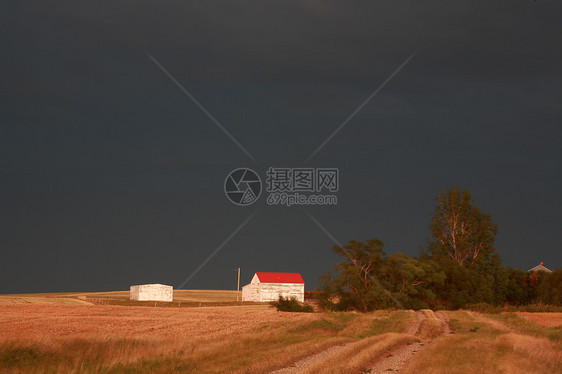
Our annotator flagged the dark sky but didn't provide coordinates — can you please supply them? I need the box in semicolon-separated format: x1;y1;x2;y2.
1;1;561;293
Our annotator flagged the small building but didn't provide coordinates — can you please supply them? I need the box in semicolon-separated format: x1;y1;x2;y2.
130;283;173;302
242;272;304;302
527;262;553;273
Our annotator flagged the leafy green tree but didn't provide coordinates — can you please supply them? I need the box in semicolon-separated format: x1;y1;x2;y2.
429;186;498;267
377;253;445;309
330;239;387;312
537;269;562;305
504;267;533;305
318;239;445;312
317;239;398;312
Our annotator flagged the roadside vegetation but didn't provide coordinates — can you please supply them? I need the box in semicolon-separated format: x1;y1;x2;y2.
271;296;314;313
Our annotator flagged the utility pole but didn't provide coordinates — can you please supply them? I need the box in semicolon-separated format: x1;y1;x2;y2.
234;267;240;301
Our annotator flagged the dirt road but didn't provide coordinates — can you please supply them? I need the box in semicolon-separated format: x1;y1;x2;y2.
367;310;429;374
271;310;448;374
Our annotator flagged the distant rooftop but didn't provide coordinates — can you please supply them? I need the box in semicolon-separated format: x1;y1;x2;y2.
527;262;553;273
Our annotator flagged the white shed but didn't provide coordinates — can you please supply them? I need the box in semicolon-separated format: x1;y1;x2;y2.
130;283;173;302
242;272;304;302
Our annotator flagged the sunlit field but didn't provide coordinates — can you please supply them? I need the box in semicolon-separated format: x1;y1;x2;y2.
0;291;560;373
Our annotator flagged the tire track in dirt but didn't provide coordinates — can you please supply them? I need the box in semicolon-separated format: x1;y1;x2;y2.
270;343;352;374
435;311;452;335
368;310;451;373
271;311;426;374
405;310;427;335
367;311;426;374
271;310;451;374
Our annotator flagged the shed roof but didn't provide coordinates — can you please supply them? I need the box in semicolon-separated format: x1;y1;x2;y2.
255;272;304;284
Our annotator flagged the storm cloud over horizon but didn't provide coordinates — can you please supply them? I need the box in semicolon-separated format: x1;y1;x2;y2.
1;0;561;293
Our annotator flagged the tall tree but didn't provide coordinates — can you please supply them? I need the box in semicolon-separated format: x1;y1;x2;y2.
429;186;497;267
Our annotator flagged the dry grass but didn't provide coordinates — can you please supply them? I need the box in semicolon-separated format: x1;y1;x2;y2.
0;289;239;305
416;309;442;340
2;301;560;373
516;312;562;328
401;311;562;374
0;304;301;341
0;304;324;373
0;332;349;374
495;333;562;373
488;312;562;343
0;304;405;373
0;296;92;305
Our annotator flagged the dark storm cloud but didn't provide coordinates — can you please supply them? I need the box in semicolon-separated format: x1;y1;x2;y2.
1;0;561;292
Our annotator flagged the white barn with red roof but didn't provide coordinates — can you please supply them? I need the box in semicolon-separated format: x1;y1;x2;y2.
242;272;305;302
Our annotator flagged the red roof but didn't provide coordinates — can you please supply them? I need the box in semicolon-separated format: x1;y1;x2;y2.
255;272;304;284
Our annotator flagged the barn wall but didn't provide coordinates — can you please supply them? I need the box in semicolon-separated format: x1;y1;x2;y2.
241;282;304;302
242;283;260;302
130;286;140;300
250;273;260;284
130;284;173;302
258;283;304;302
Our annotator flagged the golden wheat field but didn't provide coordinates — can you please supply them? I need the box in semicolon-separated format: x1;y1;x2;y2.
0;292;561;373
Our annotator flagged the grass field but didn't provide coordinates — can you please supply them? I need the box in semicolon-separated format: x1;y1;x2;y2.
0;291;560;373
0;289;240;307
0;303;416;373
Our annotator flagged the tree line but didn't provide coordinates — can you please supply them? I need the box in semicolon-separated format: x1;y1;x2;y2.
318;186;561;311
